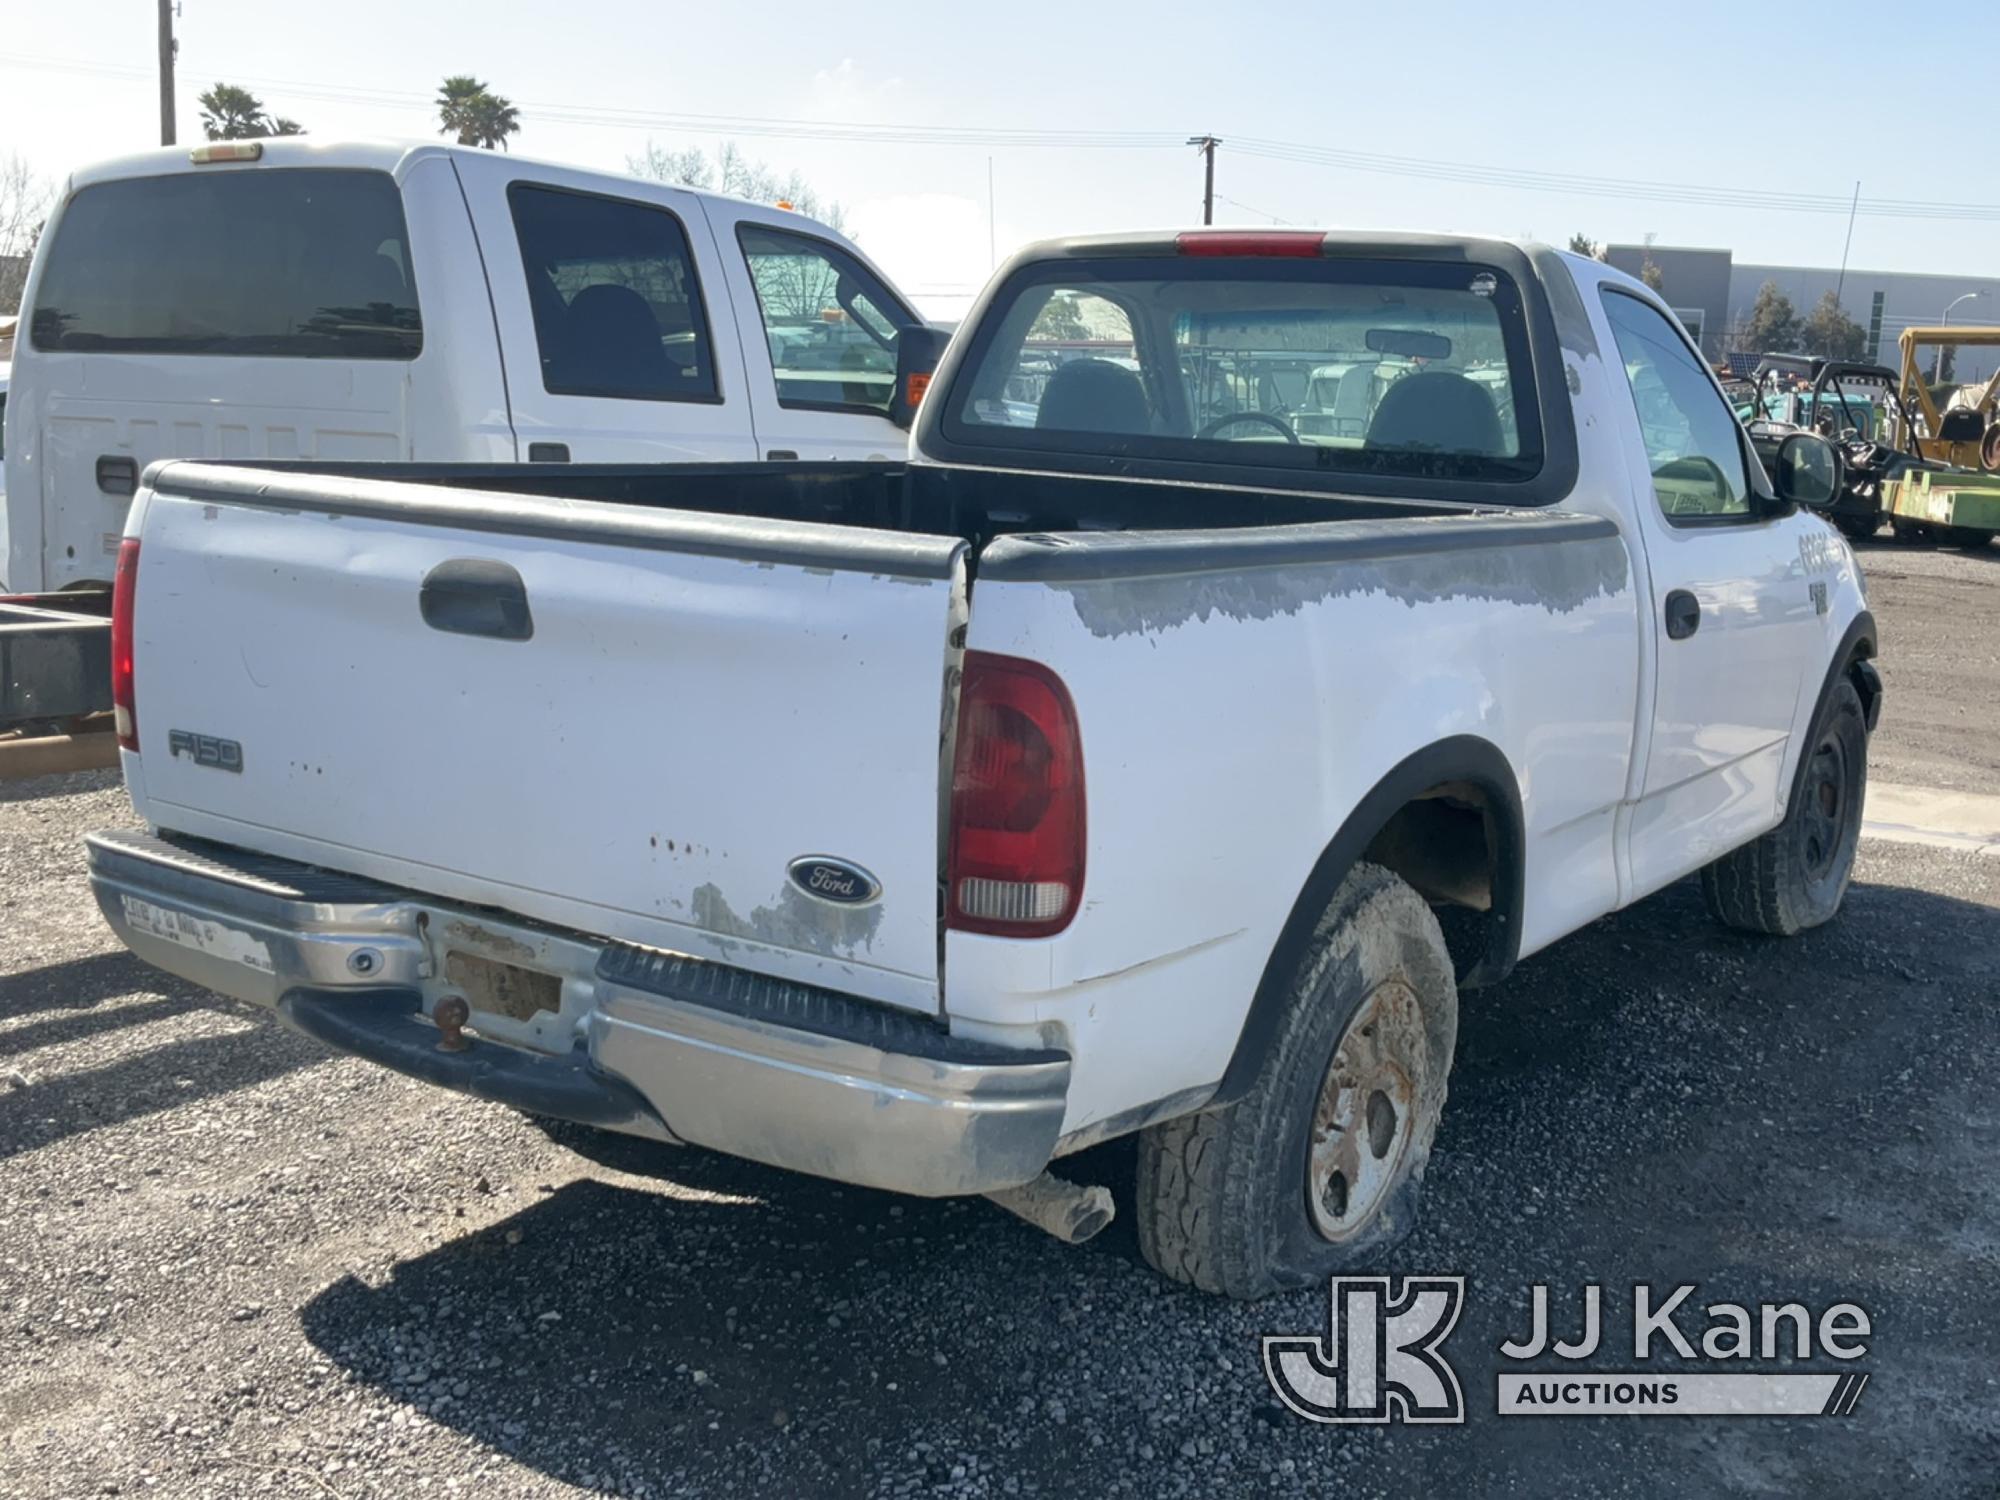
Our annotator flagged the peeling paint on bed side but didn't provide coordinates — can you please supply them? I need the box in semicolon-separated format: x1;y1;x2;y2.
691;881;886;959
1049;534;1631;639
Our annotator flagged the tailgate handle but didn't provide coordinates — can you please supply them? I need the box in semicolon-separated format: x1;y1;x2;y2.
96;455;139;496
420;559;534;642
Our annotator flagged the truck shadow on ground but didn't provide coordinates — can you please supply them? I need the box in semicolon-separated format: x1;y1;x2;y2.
296;870;1998;1495
0;950;324;1161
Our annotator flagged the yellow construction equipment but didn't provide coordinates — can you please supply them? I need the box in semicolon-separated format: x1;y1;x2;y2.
1890;326;2000;471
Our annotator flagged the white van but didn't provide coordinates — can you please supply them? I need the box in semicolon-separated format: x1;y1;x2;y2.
2;139;928;592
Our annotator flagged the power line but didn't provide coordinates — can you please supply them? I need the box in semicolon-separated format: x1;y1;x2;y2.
1212;193;1291;225
1228;138;2000;222
7;49;2000;223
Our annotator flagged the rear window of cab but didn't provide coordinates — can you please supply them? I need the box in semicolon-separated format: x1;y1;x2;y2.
939;255;1544;487
30;168;420;360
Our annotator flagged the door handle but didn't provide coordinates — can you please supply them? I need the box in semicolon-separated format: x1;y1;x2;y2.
96;455;139;496
420;559;534;641
1664;589;1701;641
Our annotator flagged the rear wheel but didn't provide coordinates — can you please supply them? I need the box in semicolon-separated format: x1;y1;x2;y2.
1135;863;1457;1298
1943;526;1996;549
1702;678;1867;936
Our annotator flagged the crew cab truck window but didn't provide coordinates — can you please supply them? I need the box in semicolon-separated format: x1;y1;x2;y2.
1601;290;1751;521
29;169;420;359
508;183;718;403
737;226;909;416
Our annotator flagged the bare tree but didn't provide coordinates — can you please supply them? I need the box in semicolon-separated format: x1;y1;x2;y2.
0;154;53;314
629;140;848;234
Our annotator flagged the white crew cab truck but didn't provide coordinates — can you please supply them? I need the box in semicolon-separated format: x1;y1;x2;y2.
2;138;925;594
87;231;1879;1296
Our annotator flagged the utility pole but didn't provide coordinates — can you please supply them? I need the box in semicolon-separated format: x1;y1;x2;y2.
1186;135;1220;225
1834;180;1859;304
157;0;177;146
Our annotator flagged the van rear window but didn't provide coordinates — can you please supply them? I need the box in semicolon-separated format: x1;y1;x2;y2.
30;169;421;360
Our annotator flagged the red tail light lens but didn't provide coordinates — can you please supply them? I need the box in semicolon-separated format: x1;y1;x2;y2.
1174;230;1325;257
111;538;139;751
947;651;1084;938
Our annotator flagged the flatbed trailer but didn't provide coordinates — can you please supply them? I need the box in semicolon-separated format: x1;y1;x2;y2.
1883;467;2000;546
0;590;119;780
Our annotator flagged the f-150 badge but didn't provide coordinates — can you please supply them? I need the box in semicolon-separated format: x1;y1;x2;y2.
167;730;244;772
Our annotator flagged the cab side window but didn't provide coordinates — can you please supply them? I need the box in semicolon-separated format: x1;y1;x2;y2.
737;226;913;416
508;184;718;403
1602;291;1752;521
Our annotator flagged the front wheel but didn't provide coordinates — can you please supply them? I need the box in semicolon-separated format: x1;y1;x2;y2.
1135;863;1457;1298
1833;512;1881;542
1702;678;1867;936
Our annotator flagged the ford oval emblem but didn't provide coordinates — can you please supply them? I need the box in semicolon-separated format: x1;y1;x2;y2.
787;856;881;906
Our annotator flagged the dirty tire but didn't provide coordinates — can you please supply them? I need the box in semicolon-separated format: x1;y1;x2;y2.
1702;678;1867;936
1833;512;1881;543
1942;526;1995;550
1134;862;1457;1299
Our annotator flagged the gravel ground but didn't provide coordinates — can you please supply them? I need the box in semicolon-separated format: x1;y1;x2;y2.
2;566;1997;1497
1857;536;2000;793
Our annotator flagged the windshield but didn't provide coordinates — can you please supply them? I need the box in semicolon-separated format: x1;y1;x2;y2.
941;255;1542;485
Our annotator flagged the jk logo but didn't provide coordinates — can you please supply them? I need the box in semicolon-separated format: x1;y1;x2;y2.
1263;1276;1466;1425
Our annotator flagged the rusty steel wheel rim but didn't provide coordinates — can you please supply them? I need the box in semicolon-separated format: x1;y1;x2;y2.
1306;981;1425;1243
1799;729;1854;888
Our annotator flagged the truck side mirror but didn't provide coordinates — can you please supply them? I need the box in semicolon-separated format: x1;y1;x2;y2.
889;325;952;430
1773;431;1842;508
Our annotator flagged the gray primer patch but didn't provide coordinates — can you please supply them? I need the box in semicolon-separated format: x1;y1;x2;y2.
692;881;885;958
1054;534;1629;640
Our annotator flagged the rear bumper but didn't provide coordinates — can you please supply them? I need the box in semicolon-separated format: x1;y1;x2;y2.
86;829;1069;1196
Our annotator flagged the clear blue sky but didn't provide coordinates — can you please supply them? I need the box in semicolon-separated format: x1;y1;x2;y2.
4;0;1996;317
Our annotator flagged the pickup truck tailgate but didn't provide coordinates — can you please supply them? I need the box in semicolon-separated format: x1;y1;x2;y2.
125;466;964;1014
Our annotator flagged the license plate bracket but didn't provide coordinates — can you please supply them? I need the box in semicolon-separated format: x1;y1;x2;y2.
444;949;562;1022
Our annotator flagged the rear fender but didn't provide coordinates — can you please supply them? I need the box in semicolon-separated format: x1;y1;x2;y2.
1211;734;1524;1107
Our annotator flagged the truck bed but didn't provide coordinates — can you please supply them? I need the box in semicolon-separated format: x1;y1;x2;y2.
116;454;1601;1024
207;457;1456;550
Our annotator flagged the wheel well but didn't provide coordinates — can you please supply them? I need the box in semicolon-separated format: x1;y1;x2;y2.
1212;737;1524;1107
1844;632;1879;727
1360;782;1503;980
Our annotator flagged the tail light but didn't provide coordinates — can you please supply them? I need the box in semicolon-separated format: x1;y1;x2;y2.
1174;230;1325;257
111;539;139;751
947;652;1084;937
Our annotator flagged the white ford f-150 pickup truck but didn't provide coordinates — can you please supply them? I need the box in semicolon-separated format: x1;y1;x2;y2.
87;231;1880;1297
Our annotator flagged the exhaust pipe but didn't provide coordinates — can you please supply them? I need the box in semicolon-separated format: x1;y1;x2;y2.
985;1172;1115;1245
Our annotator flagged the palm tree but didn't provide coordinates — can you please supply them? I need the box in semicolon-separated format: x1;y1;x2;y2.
198;82;306;140
437;75;521;150
468;92;521;151
199;83;268;141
